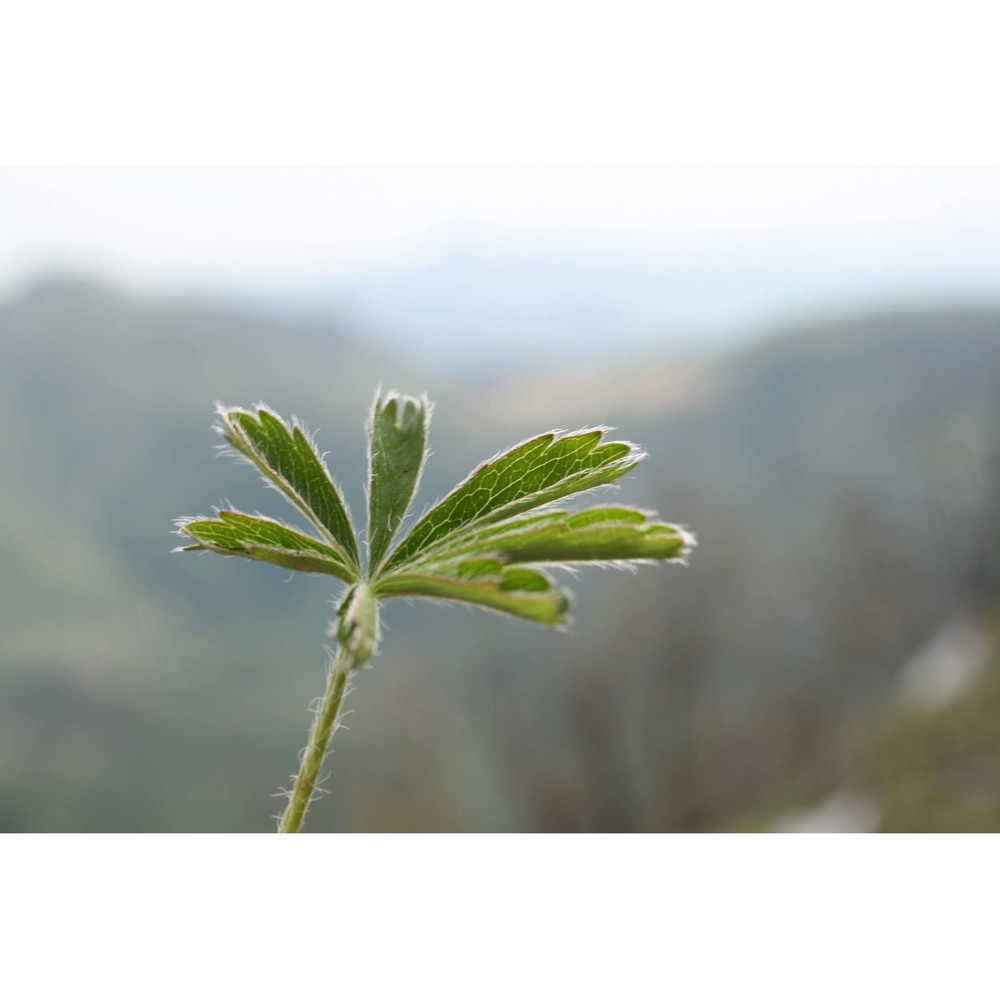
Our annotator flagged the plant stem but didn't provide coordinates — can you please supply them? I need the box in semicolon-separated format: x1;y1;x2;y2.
277;646;354;833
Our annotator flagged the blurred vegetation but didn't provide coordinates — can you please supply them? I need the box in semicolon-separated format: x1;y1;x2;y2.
734;606;1000;832
871;637;1000;833
1;277;999;831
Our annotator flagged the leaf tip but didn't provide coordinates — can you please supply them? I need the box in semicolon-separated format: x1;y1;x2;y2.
671;526;698;566
172;514;198;537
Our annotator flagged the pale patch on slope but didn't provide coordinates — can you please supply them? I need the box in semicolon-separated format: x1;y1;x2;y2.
463;359;721;427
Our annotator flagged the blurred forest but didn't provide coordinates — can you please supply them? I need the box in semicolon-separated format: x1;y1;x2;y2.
1;277;999;831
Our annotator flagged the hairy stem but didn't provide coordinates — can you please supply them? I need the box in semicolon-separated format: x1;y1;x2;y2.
277;584;377;833
277;646;354;833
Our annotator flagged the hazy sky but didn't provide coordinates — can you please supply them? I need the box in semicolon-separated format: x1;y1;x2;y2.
3;168;999;365
4;167;1000;289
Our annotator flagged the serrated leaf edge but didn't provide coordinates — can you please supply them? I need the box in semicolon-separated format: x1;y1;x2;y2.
380;426;646;573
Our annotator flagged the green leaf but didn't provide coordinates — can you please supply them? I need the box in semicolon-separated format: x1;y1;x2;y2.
177;397;695;632
382;427;644;573
366;390;430;573
407;506;694;567
216;404;360;568
374;560;571;627
175;510;358;583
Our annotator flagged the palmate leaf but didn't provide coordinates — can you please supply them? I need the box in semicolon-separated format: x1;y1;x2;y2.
177;395;694;631
366;390;431;573
175;510;358;583
380;427;644;574
216;404;360;569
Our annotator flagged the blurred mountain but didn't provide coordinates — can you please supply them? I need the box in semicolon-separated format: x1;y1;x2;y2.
1;278;998;831
259;222;1000;369
456;308;1000;831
